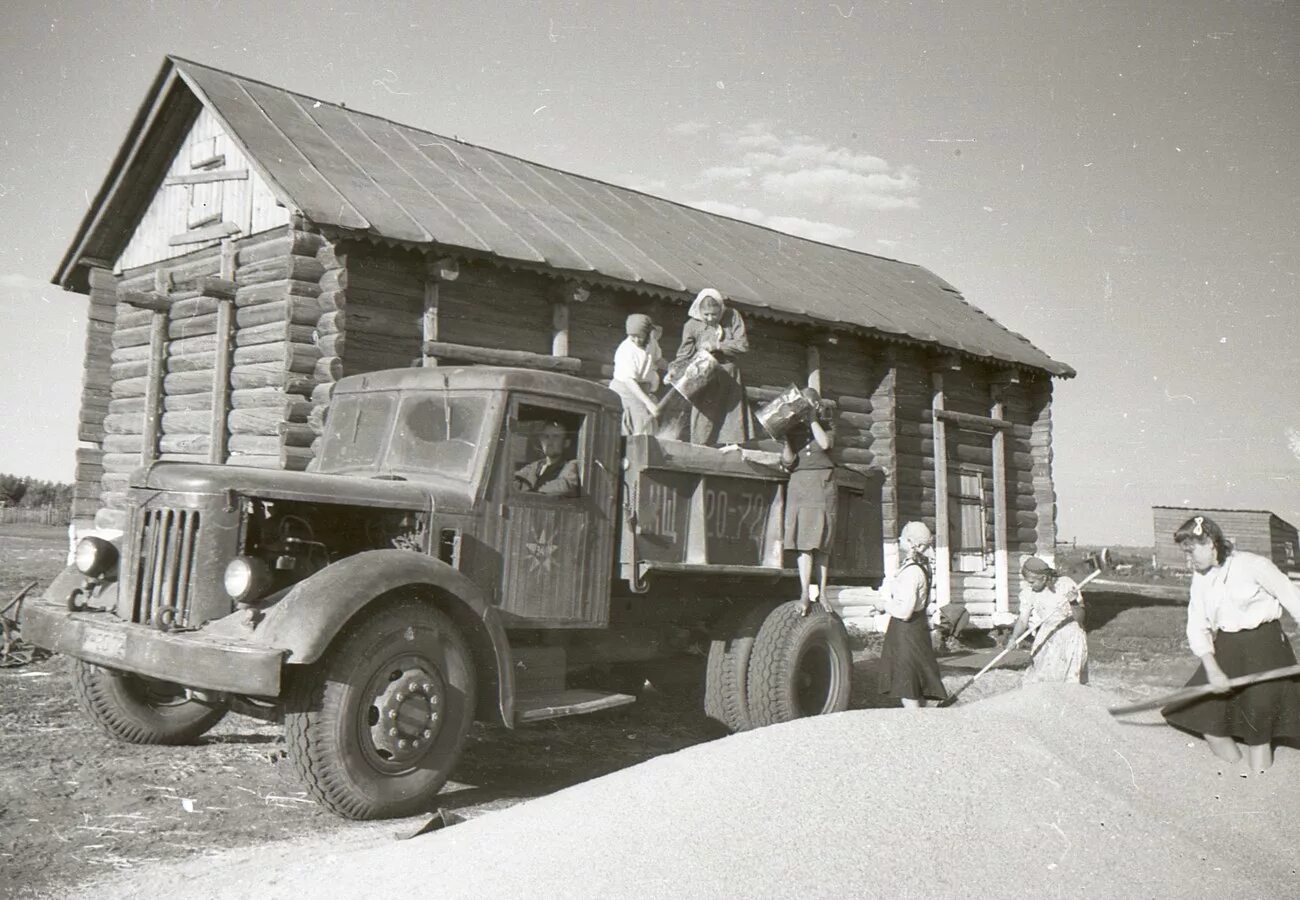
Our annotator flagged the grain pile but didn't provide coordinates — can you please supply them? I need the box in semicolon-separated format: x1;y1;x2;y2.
71;685;1298;899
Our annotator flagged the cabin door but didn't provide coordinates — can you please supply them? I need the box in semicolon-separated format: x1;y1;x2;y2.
493;397;611;626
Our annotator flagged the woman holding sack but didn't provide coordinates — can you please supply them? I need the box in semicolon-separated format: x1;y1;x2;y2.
669;288;751;446
780;388;836;616
609;313;664;436
1162;515;1300;774
1008;556;1088;684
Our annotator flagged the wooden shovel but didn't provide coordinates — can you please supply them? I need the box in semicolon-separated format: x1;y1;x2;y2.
1107;663;1300;716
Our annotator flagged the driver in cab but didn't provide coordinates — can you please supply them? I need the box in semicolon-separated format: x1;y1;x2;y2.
512;421;580;498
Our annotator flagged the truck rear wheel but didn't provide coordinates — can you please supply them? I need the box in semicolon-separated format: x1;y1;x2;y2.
72;660;227;745
704;601;778;732
284;600;476;820
746;602;852;727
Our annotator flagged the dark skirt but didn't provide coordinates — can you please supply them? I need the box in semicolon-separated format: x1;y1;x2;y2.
1162;619;1300;744
878;613;948;702
784;467;837;552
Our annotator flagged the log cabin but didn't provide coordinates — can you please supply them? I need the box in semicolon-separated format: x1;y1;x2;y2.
52;57;1075;629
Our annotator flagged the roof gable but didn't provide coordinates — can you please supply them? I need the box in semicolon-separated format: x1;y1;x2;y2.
55;56;1073;377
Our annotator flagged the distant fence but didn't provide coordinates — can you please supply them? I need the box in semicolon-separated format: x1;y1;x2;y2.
0;506;71;526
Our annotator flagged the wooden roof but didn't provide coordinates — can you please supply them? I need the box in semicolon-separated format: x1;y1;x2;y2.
55;56;1074;378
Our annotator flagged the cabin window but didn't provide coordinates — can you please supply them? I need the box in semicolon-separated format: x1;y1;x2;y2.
951;469;989;572
507;405;586;500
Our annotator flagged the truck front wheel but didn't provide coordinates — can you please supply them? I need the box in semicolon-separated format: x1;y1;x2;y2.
284;600;476;820
746;602;852;727
72;661;227;744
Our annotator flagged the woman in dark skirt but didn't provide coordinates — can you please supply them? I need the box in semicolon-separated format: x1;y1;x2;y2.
781;389;836;617
1162;515;1300;773
878;521;948;708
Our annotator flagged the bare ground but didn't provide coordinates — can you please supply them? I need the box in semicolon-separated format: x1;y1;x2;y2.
2;525;1285;899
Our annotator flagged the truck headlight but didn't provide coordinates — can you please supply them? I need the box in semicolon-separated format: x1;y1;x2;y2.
223;556;273;603
74;537;117;578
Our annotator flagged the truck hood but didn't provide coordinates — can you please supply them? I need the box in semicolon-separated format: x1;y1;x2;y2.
133;463;474;511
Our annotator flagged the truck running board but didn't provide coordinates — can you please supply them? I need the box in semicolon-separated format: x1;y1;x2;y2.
515;689;637;723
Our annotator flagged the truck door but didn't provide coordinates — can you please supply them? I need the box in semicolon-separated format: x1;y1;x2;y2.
492;398;614;626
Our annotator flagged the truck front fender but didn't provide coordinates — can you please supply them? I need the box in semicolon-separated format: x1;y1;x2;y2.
253;550;515;727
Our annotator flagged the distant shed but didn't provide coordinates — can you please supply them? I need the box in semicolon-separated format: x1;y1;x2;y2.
1153;506;1300;572
50;56;1076;624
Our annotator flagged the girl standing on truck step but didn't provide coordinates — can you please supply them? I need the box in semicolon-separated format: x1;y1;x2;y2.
1162;514;1300;775
668;288;752;446
878;521;948;708
780;388;837;617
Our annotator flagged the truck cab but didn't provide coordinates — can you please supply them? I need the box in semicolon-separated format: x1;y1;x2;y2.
23;366;882;820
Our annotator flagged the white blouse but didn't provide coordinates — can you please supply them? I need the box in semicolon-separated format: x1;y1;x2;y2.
611;336;661;390
1185;551;1300;657
886;561;930;620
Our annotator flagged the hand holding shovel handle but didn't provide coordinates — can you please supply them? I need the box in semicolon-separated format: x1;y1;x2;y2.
1107;663;1300;716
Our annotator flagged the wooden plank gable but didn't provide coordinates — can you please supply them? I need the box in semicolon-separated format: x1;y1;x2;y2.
118;108;289;272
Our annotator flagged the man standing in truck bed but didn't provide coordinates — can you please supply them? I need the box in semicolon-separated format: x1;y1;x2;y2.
513;421;580;497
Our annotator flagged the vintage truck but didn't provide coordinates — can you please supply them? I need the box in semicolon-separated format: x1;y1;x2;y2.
22;366;883;819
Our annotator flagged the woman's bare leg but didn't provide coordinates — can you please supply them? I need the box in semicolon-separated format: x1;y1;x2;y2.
1246;742;1274;773
815;552;832;613
901;698;921;709
797;551;813;614
1205;734;1241;763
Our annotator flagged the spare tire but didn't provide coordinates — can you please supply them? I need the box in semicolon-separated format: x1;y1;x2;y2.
747;602;852;727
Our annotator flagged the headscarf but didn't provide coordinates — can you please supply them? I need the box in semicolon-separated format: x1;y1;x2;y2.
1021;556;1057;577
625;313;654;338
687;287;726;321
899;521;933;553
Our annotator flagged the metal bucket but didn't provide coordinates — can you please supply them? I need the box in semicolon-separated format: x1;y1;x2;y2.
756;384;813;440
666;350;719;403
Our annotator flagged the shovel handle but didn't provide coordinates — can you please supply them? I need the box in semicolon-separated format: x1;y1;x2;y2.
1107;663;1300;716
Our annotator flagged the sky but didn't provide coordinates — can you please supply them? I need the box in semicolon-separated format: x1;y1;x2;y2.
0;0;1296;544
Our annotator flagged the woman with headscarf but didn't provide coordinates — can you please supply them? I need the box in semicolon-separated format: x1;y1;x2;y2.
609;313;664;436
670;288;751;446
1162;515;1300;774
878;521;948;708
1008;556;1088;684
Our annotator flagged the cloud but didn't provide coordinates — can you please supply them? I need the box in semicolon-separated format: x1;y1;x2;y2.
622;174;670;195
668;120;712;137
689;199;855;245
701;124;920;211
0;273;50;290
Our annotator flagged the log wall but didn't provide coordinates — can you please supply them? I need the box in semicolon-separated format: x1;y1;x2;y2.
93;225;328;529
72;267;121;521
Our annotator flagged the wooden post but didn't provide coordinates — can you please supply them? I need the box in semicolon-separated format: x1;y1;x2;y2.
990;384;1010;616
874;346;901;581
805;344;822;394
931;370;951;607
422;256;459;367
549;280;589;359
142;309;168;466
552;300;570;358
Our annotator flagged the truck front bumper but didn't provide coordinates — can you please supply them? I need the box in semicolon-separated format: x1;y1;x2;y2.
21;597;286;697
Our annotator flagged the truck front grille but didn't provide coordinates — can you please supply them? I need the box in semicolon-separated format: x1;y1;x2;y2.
130;508;201;628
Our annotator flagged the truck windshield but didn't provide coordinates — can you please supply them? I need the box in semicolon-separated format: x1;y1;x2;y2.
317;391;491;481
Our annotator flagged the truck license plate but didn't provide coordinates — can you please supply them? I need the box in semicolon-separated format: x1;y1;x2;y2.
82;626;126;661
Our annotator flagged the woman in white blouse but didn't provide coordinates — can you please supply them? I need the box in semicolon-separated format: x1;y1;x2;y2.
1162;515;1300;773
609;314;663;436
